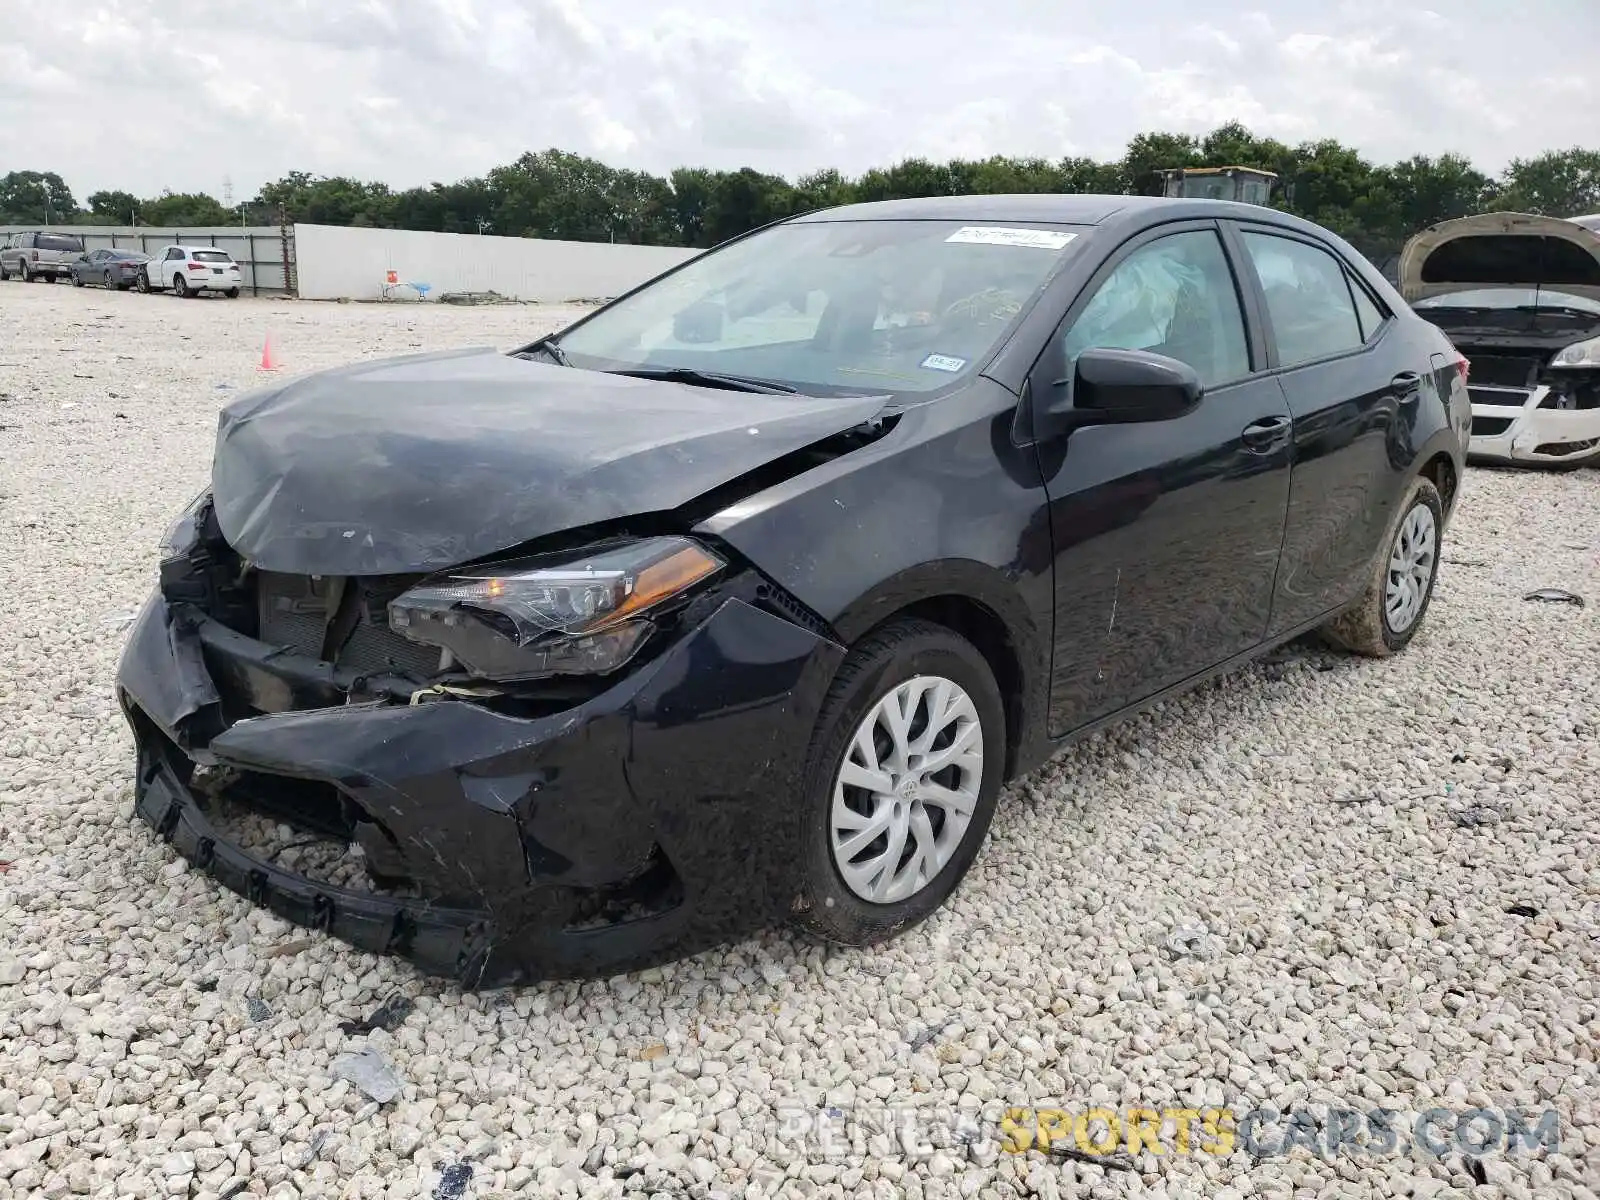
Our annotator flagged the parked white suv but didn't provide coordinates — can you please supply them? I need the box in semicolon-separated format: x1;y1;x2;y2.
136;245;243;298
1;230;87;282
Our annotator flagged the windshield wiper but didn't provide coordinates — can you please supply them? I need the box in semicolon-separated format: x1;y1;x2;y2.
1513;304;1600;318
609;366;800;394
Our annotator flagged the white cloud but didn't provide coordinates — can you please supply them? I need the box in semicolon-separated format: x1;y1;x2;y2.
3;0;1595;202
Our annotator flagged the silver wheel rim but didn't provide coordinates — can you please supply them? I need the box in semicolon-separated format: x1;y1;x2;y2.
1385;503;1436;633
829;675;983;904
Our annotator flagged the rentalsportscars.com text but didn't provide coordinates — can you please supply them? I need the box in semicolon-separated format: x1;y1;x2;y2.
763;1103;1561;1161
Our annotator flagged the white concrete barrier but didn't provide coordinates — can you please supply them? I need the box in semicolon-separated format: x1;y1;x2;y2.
292;223;700;303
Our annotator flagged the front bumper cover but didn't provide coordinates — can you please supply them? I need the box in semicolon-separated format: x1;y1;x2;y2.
1469;384;1600;465
118;591;845;986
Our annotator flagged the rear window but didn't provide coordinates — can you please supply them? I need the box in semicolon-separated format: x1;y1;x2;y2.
38;234;84;252
1422;236;1600;287
191;250;233;262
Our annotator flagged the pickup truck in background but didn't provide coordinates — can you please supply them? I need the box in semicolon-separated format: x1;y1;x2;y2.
136;245;243;298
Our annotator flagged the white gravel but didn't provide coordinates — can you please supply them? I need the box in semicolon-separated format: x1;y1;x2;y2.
1;281;1597;1200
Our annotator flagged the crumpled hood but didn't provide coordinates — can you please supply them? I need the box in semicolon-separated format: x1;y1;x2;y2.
211;347;887;575
1400;212;1600;303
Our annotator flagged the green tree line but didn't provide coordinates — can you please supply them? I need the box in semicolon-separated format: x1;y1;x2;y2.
5;123;1600;273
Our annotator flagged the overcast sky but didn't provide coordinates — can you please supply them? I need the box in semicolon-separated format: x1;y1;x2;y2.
6;0;1597;201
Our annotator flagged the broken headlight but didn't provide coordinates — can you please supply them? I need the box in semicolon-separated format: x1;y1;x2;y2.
158;489;211;564
388;536;724;681
1552;335;1600;368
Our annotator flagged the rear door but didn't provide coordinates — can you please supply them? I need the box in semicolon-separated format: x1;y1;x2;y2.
1031;220;1294;732
1228;222;1429;635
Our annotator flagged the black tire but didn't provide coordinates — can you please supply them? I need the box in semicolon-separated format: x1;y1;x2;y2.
71;271;84;287
1322;475;1444;657
173;274;190;298
792;618;1005;946
136;270;151;294
225;287;240;299
102;270;114;289
0;262;9;281
20;266;32;282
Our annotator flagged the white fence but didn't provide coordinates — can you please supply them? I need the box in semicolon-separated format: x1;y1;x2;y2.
292;224;700;303
0;225;295;294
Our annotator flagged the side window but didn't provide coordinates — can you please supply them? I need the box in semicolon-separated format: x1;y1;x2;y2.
1062;230;1250;388
1347;275;1387;342
1241;232;1364;367
166;248;182;261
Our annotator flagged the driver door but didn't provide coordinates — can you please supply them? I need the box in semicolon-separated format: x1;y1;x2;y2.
1031;221;1294;733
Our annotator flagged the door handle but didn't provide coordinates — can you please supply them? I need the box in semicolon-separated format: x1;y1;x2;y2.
1241;414;1292;451
1392;371;1422;400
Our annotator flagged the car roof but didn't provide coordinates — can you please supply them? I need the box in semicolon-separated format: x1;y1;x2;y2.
787;193;1310;229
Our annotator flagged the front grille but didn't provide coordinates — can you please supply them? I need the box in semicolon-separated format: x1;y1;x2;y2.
1464;354;1543;389
1471;415;1513;438
257;572;442;678
1468;385;1531;408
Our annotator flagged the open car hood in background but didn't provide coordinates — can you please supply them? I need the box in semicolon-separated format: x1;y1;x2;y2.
1399;212;1600;304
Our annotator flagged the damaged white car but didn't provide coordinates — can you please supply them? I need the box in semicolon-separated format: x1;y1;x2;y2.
1401;212;1600;468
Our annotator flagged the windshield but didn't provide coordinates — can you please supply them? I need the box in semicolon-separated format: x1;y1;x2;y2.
554;219;1086;395
1414;287;1600;315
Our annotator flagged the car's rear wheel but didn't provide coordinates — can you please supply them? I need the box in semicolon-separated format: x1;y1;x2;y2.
102;270;115;289
173;274;190;298
1322;475;1443;657
20;265;32;282
793;618;1004;946
225;287;240;298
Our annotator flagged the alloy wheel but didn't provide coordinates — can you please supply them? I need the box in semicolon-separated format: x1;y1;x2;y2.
829;675;983;904
1384;503;1436;634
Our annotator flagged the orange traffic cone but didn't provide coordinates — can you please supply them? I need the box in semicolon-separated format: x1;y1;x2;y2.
259;334;278;371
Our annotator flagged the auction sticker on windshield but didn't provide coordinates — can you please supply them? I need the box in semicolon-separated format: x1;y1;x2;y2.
946;226;1077;250
920;354;968;372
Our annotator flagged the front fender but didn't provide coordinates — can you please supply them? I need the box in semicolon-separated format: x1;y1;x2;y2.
693;381;1056;776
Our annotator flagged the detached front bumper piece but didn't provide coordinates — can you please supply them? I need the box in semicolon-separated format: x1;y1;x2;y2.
1469;384;1600;466
118;592;844;986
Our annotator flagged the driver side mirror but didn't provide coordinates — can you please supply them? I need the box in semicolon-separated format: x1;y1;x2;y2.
672;299;725;345
1038;347;1203;438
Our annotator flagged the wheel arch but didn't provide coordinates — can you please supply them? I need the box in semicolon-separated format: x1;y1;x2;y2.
1417;448;1459;519
826;561;1050;782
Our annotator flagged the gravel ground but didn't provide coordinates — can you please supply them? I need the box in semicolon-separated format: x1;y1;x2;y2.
1;281;1597;1200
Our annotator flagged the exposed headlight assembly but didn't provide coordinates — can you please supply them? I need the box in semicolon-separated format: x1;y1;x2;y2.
388;536;724;681
159;489;212;564
1552;335;1600;367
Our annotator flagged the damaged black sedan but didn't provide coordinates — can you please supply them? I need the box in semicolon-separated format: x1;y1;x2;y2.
120;195;1469;985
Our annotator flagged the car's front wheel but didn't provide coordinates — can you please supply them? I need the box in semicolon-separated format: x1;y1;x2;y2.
1322;475;1443;657
793;618;1005;946
71;271;84;287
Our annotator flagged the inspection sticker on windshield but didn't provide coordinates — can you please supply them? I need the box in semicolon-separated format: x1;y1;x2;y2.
920;353;967;372
945;226;1077;250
